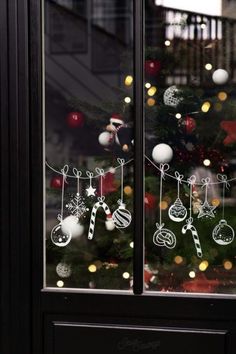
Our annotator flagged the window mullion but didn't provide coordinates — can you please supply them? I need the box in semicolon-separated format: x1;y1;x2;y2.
133;0;144;295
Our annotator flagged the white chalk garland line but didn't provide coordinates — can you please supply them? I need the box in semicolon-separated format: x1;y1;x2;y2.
45;158;133;179
145;156;236;186
46;155;236;187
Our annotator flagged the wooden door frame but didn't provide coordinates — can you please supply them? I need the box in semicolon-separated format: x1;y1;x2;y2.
1;0;31;353
0;1;10;352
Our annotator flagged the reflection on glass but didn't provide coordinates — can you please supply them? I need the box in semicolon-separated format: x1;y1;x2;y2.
145;0;236;294
45;0;134;290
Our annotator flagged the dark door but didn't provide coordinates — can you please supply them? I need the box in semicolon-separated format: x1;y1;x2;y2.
1;1;236;354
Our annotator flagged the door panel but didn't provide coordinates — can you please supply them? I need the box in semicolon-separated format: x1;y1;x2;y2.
47;321;227;354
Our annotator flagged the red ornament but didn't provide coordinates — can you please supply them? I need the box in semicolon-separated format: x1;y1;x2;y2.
182;273;219;293
50;175;67;189
145;60;161;76
180;116;196;134
66;111;84;128
144;192;156;210
98;171;117;196
221;121;236;145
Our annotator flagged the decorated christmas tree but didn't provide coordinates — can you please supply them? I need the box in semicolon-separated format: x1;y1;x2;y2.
143;46;236;293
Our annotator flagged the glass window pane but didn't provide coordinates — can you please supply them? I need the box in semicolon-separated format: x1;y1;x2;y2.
145;0;236;294
44;0;134;290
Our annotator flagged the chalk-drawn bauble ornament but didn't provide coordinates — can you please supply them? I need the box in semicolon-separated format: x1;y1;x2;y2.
56;262;72;278
212;219;235;245
112;205;132;229
168;198;187;222
153;224;176;249
51;223;72;247
163;85;182;107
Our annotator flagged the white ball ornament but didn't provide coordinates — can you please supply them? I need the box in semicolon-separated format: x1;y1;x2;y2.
61;215;84;238
152;143;173;164
98;131;113;147
212;69;229;85
163;85;182;107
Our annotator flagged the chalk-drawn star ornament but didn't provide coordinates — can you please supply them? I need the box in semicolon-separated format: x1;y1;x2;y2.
197;201;216;219
86;185;96;197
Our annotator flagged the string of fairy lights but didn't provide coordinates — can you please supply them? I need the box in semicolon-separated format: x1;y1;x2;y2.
123;67;230;113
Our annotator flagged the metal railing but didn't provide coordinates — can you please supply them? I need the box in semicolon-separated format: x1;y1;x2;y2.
146;4;236;86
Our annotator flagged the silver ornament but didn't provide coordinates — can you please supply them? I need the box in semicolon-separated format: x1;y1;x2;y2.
163;85;182;107
56;262;72;278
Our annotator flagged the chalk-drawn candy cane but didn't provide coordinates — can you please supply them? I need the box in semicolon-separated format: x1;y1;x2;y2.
88;168;115;240
182;218;203;258
181;175;203;258
88;197;115;240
